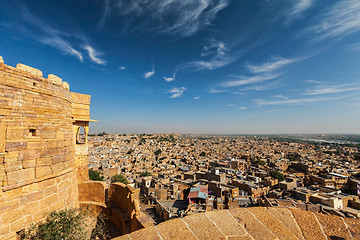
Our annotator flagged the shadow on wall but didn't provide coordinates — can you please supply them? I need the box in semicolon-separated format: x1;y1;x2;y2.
78;181;153;236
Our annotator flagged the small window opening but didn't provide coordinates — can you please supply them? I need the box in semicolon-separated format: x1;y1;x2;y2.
76;126;86;144
33;82;37;86
29;128;36;136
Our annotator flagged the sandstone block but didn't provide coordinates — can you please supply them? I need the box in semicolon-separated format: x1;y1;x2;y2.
18;150;40;161
16;63;43;77
5;141;27;152
40;193;58;207
35;166;52;178
2;209;22;223
0;56;3;64
22;159;36;168
62;81;69;90
47;74;62;86
0;199;20;213
0;225;10;236
7;168;35;185
10;216;29;233
45;185;57;196
52;162;65;173
4;160;23;172
36;157;52;167
21;190;44;204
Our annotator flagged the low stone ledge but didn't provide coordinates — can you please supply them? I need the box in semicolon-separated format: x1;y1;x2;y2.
47;74;63;86
16;63;43;77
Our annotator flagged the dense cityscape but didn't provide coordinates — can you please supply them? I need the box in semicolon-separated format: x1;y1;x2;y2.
88;133;360;222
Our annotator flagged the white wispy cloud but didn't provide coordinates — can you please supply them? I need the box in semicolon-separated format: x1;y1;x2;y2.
144;66;155;79
208;87;229;93
246;56;298;74
304;79;323;84
305;0;360;41
256;96;339;105
272;94;289;99
225;104;235;107
164;72;176;82
182;39;239;71
0;5;95;62
239;107;248;110
101;0;229;37
169;87;187;98
98;0;110;29
118;66;126;70
306;85;360;95
194;96;200;100
285;0;314;23
83;45;106;65
221;73;280;87
40;36;83;61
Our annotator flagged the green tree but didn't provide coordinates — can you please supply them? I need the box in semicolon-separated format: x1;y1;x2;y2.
200;151;206;157
254;160;266;166
154;149;162;156
270;170;285;181
22;208;107;240
140;172;152;177
111;174;129;184
88;169;104;181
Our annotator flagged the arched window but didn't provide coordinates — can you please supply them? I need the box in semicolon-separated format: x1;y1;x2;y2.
76;126;86;144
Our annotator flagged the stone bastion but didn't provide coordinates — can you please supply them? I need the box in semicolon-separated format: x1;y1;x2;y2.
0;56;149;239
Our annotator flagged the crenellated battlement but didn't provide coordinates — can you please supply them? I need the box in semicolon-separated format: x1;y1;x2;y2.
0;56;69;91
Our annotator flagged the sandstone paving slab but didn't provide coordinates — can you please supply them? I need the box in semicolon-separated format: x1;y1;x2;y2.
206;210;248;237
228;235;254;240
228;208;278;240
266;207;305;240
182;212;227;240
128;226;161;240
156;218;198;240
314;212;352;240
248;207;298;240
343;217;360;239
289;208;327;240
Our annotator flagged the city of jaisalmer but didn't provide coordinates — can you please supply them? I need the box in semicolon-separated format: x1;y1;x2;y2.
1;0;360;239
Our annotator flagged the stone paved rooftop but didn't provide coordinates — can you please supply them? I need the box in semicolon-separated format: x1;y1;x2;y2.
114;207;360;240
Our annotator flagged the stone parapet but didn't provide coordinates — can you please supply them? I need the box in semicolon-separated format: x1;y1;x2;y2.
114;207;360;240
16;63;43;77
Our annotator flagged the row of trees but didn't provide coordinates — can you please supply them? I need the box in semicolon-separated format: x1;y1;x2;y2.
88;169;152;185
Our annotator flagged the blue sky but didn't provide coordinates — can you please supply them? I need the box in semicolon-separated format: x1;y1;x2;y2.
1;0;360;134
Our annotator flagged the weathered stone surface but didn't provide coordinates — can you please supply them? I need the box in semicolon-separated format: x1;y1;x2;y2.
16;63;43;77
0;60;93;238
229;208;277;240
62;81;69;90
47;74;62;86
289;208;327;240
182;212;226;240
156;218;198;240
7;168;35;185
314;212;352;240
248;207;298;240
206;210;247;237
344;217;360;239
267;207;305;240
0;56;3;64
118;208;360;240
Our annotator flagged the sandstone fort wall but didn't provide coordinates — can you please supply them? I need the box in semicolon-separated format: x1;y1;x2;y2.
0;57;88;239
